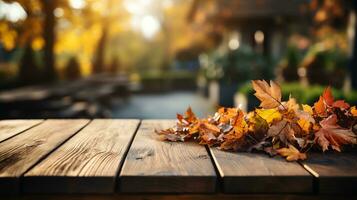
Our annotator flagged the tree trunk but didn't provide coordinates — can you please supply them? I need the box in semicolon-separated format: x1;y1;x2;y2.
43;0;56;82
93;26;108;74
350;1;357;90
19;45;41;85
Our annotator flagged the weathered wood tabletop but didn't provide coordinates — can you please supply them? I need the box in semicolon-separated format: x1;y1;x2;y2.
0;119;356;199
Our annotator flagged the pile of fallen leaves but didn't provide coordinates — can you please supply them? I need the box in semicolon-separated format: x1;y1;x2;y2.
156;80;357;161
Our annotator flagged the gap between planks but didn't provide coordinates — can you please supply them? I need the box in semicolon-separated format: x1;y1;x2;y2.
208;147;314;194
0;120;44;143
299;152;357;194
0;119;90;194
119;120;217;193
23;119;140;194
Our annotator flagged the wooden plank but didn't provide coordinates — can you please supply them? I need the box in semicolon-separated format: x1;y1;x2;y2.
119;120;217;193
210;149;313;193
0;120;43;142
0;119;89;194
23;119;140;194
301;152;357;194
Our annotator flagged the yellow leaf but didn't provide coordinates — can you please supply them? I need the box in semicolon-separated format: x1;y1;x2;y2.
297;119;311;134
302;104;313;115
277;145;307;161
351;106;357;117
256;108;281;124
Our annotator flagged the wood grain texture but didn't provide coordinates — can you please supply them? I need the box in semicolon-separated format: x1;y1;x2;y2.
119;120;217;193
0;120;43;142
0;119;89;194
301;152;357;194
210;149;313;194
23;119;140;194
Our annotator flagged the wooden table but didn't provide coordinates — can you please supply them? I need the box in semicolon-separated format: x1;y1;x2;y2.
0;119;356;200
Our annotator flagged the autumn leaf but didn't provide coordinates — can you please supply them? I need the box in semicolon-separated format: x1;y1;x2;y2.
217;107;241;125
313;87;335;116
200;132;217;145
156;128;186;142
322;86;334;106
332;100;350;110
297;118;311;134
156;80;357;162
219;130;246;151
184;107;197;123
296;109;315;124
268;120;296;145
176;107;198;126
277;145;307;161
314;114;357;152
252;80;282;109
284;97;299;112
351;106;357;117
199;122;221;145
247;112;269;136
245;112;269;150
314;96;326;116
200;121;220;133
256;108;281;124
302;104;313;115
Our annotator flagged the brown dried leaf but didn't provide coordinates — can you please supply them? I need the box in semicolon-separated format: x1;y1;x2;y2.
268;120;296;145
252;80;282;109
277;144;307;161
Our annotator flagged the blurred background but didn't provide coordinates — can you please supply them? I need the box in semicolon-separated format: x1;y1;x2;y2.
0;0;356;119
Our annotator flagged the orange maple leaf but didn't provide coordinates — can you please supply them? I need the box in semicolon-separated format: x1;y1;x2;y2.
184;107;197;123
322;86;334;106
252;80;282;109
314;96;326;116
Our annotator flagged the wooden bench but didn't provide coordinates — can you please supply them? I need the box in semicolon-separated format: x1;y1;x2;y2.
0;74;129;119
0;119;356;200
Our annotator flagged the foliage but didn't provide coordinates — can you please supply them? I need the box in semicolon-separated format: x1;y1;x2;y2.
0;0;210;81
277;45;303;82
200;46;273;84
157;80;357;161
300;40;348;88
239;82;357;106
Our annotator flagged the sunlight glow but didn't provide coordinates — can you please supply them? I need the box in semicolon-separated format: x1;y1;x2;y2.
228;32;240;50
254;30;265;44
228;38;239;50
123;0;152;14
162;0;174;8
54;8;64;18
124;0;161;39
69;0;86;9
141;15;160;39
0;1;27;22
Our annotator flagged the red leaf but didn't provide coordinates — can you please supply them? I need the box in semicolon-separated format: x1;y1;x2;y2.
332;100;350;110
322;86;334;106
314;114;357;152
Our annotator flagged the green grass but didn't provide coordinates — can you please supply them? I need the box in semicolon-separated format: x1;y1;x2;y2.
238;82;357;105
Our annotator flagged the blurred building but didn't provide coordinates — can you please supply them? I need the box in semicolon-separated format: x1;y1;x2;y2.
188;0;310;59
